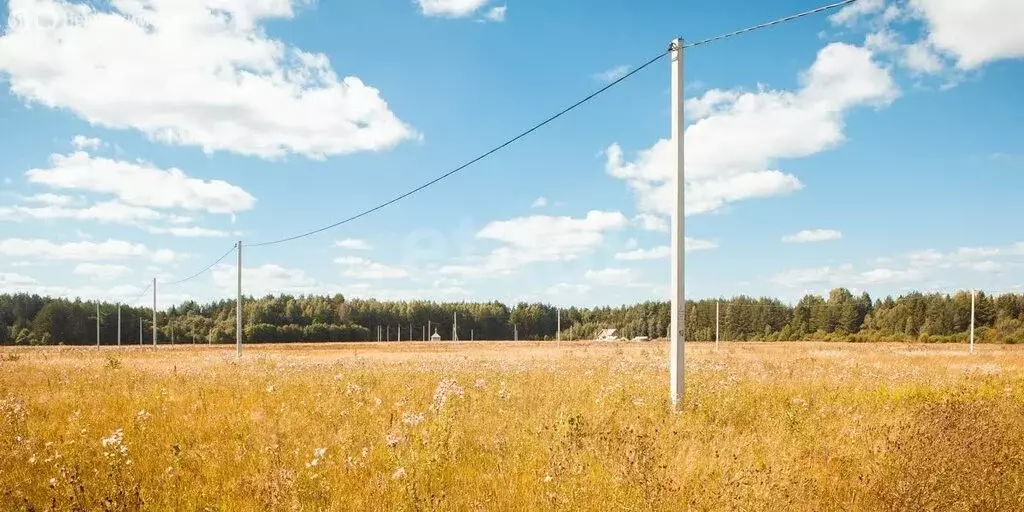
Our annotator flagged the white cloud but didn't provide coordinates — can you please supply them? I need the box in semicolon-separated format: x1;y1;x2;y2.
903;41;945;73
607;43;897;217
441;211;627;277
615;246;670;261
0;272;37;285
71;135;101;150
0;238;177;262
335;257;409;279
335;238;372;250
530;197;548;208
22;193;76;206
146;226;232;238
614;238;717;261
584;268;643;287
546;282;592;295
634;213;668;232
828;0;885;26
624;238;638;250
25;151;255;214
214;263;316;297
594;65;630;83
908;0;1024;69
771;241;1024;289
0;201;163;224
73;263;131;280
417;0;491;18
484;5;506;22
782;229;843;243
0;0;416;159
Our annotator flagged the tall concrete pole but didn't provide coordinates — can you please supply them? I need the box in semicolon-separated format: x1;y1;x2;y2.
669;38;686;409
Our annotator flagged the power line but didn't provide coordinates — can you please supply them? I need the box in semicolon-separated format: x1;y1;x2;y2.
247;52;667;247
682;0;857;49
243;0;856;248
160;244;237;286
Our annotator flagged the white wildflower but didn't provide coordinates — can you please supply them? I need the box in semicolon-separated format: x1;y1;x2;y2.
306;447;327;468
474;378;486;389
430;379;464;412
385;432;405;448
402;412;426;427
392;467;406;480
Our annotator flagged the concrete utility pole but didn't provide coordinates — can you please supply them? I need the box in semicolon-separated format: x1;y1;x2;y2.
387;325;390;342
514;324;518;342
427;321;431;341
669;37;686;409
236;241;243;358
397;324;401;342
152;278;157;347
453;312;458;342
117;304;121;346
96;302;100;347
970;290;976;354
422;325;425;341
471;329;474;342
557;309;561;342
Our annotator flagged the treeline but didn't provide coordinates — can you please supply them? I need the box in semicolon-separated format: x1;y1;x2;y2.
1;288;1023;345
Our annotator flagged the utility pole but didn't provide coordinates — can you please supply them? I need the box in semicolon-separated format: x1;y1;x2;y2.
236;241;243;358
514;324;518;342
422;325;425;341
398;324;401;342
139;319;143;345
170;316;175;346
152;278;157;347
970;290;976;354
669;37;686;409
387;325;390;342
471;329;474;342
427;321;431;341
117;304;121;347
409;324;412;341
453;312;458;342
95;302;100;347
557;309;561;343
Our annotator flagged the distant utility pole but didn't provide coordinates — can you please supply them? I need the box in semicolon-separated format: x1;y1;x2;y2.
557;309;561;343
970;290;976;354
397;324;401;342
409;324;412;341
422;325;426;341
95;302;100;347
117;304;121;347
170;317;175;346
236;241;243;358
152;278;157;347
453;312;458;342
139;319;143;345
387;325;390;342
427;321;431;341
471;329;474;342
514;324;518;342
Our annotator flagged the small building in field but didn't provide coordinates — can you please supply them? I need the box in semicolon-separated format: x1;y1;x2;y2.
430;329;441;342
596;328;619;342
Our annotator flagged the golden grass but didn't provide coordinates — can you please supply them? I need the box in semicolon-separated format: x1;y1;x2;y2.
2;341;1023;511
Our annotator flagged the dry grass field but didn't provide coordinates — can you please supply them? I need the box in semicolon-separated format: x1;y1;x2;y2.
2;341;1023;511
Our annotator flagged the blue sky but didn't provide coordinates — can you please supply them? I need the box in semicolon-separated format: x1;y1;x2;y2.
0;0;1022;308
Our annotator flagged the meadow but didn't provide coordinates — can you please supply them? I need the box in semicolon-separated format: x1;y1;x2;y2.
1;341;1023;511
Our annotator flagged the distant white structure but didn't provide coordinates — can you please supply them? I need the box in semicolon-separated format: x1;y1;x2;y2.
430;328;441;342
631;336;650;342
596;329;619;342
